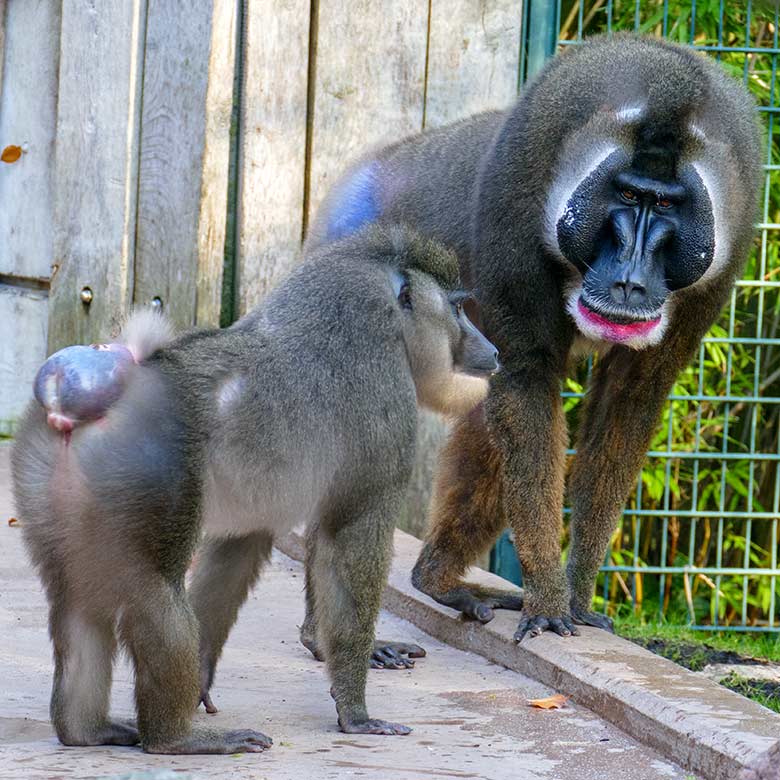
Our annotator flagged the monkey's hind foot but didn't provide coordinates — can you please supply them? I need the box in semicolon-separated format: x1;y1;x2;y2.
339;716;411;736
570;607;614;633
144;728;272;754
514;613;579;642
370;641;426;669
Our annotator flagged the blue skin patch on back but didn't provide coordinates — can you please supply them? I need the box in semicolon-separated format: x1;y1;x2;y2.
325;161;381;241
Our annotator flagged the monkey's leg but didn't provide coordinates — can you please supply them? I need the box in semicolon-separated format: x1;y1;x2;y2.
301;523;425;669
189;531;273;713
566;333;707;630
49;599;138;746
120;584;272;754
487;370;580;642
313;501;410;735
411;410;524;623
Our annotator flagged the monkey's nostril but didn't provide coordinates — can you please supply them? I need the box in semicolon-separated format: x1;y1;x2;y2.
610;281;627;304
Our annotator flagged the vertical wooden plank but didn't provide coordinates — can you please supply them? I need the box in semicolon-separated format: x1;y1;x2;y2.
196;0;239;326
0;1;6;104
235;0;310;314
0;0;61;279
133;0;238;329
424;0;523;129
306;0;429;221
0;1;61;430
0;290;47;436
48;0;147;352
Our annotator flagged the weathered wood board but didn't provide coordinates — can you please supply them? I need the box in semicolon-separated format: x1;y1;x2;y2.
0;288;47;436
133;0;237;329
424;0;522;128
0;1;61;427
0;0;60;280
306;0;429;222
235;0;311;314
47;0;147;353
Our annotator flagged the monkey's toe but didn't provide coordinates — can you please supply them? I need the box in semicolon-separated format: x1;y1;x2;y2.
340;718;412;736
371;640;426;669
514;613;578;642
224;729;274;752
570;608;614;632
200;690;218;714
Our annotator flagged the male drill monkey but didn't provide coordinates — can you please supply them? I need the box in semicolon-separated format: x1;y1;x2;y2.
307;35;763;640
12;225;498;752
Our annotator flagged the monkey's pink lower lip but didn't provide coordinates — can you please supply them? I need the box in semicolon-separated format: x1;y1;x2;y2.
577;300;660;340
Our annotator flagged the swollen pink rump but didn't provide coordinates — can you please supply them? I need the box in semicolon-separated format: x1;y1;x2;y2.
577;300;660;341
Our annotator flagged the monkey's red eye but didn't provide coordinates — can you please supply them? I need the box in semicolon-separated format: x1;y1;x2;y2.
656;197;672;209
621;189;638;202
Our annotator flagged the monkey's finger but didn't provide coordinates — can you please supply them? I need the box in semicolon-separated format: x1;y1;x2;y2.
388;641;426;659
373;648;411;669
514;616;542;642
528;617;549;638
548;617;578;637
571;608;614;633
471;603;496;623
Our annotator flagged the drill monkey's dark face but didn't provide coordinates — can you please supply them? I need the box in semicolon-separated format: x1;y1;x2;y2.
544;106;733;349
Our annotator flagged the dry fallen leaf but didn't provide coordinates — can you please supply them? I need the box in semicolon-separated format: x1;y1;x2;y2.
528;693;567;710
1;145;22;163
8;517;19;527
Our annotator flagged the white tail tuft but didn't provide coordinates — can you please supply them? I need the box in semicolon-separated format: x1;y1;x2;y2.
120;308;175;362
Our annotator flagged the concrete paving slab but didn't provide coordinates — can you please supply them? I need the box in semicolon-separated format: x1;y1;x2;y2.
0;442;690;780
278;529;780;780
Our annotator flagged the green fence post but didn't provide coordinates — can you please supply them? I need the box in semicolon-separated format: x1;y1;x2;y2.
524;0;558;80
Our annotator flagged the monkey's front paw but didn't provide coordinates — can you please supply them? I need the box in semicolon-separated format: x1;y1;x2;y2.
340;717;411;736
513;613;579;642
370;640;426;669
570;607;614;632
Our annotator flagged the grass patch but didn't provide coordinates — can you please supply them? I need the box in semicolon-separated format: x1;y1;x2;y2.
615;618;780;666
719;673;780;714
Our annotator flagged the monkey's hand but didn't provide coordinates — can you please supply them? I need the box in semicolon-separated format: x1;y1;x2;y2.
513;611;580;642
570;605;614;633
370;640;426;669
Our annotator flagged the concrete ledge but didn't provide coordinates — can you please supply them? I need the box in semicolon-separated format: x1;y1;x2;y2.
277;528;780;780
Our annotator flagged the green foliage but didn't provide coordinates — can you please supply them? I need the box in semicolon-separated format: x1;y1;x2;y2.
719;672;780;713
557;1;780;636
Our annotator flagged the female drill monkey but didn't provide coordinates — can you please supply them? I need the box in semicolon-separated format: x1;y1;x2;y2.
12;225;498;753
307;35;763;640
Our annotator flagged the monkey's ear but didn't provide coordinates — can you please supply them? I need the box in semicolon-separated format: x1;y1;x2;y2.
390;270;412;309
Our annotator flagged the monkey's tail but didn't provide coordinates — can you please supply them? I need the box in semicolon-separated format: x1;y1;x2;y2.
120;308;175;362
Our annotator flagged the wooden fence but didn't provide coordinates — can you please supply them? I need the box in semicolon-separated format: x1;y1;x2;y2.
0;0;524;438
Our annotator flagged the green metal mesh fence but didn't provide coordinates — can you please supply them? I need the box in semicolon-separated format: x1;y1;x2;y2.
502;0;780;633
